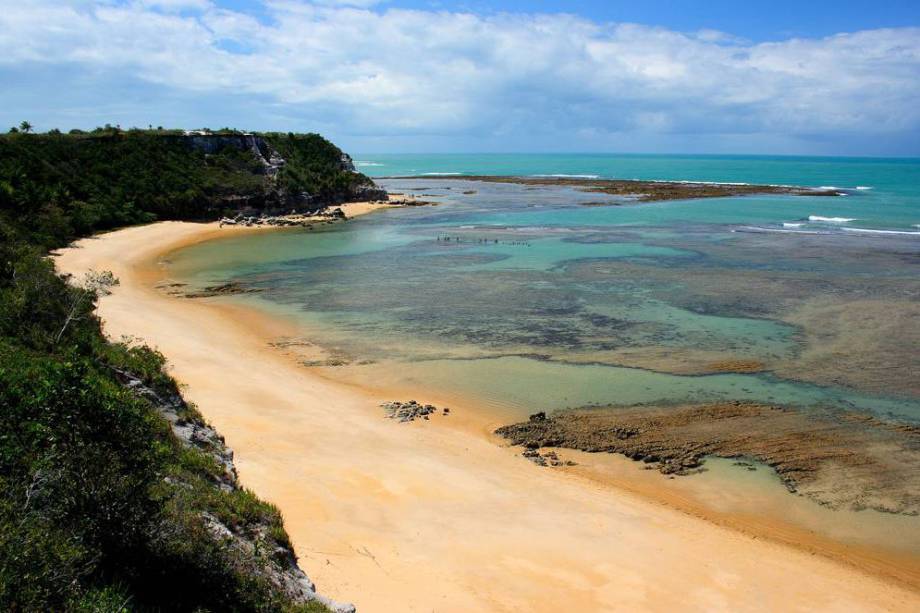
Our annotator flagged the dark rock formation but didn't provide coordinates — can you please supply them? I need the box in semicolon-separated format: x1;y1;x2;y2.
339;152;357;172
390;175;844;202
173;133;386;216
351;183;389;202
183;281;262;299
381;400;448;422
497;401;920;514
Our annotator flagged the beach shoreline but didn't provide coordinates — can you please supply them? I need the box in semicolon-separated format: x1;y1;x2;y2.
55;216;920;611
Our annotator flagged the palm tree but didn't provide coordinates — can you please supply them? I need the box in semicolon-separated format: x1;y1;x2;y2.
19;121;32;133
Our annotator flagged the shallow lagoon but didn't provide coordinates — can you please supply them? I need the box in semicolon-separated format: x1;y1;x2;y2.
169;173;920;423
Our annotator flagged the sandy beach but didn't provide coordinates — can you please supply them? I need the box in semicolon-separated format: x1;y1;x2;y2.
55;214;920;611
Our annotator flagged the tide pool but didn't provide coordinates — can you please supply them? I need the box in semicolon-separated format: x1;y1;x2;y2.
168;156;920;424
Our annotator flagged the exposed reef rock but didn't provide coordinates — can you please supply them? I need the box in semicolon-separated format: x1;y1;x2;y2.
521;448;577;467
113;367;355;613
381;400;450;422
497;401;920;514
391;175;844;202
182;281;262;299
706;359;767;373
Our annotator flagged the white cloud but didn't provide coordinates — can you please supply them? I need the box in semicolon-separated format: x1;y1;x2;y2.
1;1;918;152
135;0;214;11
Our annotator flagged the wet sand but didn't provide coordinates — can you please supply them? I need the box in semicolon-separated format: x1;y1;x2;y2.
55;218;920;611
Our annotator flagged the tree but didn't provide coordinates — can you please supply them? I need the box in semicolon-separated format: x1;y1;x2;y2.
55;270;118;344
19;121;33;134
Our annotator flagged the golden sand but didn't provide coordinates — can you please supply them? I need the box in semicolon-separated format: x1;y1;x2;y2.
55;218;920;612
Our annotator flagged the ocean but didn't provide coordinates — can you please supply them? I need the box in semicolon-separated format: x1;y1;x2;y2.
169;154;920;424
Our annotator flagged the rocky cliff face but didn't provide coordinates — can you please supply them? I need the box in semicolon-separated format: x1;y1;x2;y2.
115;367;356;613
182;134;285;179
339;152;357;172
176;134;385;216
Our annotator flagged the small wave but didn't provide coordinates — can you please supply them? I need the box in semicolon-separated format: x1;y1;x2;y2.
355;161;384;167
855;186;873;190
842;227;920;236
531;174;601;179
735;226;825;235
739;224;919;238
808;215;855;223
421;172;464;176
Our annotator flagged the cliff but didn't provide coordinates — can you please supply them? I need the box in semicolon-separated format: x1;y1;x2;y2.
115;367;355;613
0;128;378;610
173;133;385;214
0;129;386;246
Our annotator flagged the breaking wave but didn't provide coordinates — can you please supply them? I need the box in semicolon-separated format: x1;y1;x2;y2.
808;215;856;223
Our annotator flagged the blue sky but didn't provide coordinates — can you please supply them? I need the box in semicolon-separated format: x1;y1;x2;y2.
326;0;920;40
2;1;919;155
216;0;920;39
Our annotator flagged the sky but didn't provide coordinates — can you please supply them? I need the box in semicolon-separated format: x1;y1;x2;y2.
2;1;919;155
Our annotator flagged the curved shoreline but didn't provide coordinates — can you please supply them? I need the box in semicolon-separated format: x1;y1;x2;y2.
56;219;920;611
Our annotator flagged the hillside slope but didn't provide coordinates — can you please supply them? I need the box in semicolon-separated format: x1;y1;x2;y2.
0;129;385;246
0;129;370;611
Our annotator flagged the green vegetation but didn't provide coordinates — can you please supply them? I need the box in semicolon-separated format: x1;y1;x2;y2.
0;128;342;611
0;128;377;248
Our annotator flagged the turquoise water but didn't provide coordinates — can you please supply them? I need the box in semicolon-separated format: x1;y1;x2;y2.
358;153;920;231
171;155;920;422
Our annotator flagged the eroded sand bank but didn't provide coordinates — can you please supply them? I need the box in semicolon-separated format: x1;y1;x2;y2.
55;218;920;611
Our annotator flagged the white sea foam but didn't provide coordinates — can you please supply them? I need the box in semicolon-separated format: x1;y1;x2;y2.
735;226;824;235
842;227;920;236
531;174;601;179
740;224;920;238
808;215;855;223
855;186;873;190
421;172;464;176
